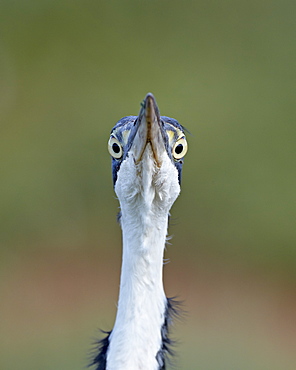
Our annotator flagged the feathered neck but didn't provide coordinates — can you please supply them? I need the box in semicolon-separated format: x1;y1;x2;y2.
105;205;168;369
94;148;180;370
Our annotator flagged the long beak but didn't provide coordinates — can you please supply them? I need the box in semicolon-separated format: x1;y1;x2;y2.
131;93;166;167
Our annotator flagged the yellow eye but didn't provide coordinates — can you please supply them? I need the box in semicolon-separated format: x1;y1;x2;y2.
108;136;123;159
172;137;188;160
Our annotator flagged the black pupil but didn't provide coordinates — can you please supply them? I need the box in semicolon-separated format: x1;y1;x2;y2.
175;143;183;155
112;143;120;154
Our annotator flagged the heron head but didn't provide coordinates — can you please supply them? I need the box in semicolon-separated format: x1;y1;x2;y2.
108;93;188;191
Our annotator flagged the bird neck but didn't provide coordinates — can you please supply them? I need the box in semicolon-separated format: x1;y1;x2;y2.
106;150;181;369
106;201;169;370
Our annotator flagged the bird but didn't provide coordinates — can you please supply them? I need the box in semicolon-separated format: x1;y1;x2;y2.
91;93;188;370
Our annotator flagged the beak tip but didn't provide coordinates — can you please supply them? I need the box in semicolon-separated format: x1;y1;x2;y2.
143;93;159;119
145;92;155;100
144;93;157;108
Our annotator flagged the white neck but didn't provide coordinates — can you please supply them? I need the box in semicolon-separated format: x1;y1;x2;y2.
106;148;180;370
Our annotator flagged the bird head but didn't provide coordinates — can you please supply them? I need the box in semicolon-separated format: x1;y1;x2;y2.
108;93;188;209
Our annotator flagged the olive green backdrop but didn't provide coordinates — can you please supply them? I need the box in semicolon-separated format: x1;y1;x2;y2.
1;1;295;369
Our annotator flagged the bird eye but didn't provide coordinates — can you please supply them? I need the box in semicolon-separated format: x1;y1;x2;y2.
108;136;123;159
172;137;188;160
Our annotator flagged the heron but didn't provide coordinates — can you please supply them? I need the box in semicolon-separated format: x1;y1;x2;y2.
92;93;188;370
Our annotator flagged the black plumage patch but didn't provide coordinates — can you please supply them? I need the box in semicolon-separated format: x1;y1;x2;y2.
116;211;122;224
90;331;111;370
156;297;180;369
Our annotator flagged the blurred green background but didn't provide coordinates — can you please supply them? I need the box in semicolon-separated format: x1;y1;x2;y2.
1;1;296;369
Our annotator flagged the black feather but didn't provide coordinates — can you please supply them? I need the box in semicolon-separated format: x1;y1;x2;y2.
89;331;111;370
156;297;181;369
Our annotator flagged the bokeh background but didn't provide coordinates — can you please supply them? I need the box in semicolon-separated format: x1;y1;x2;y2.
1;1;296;369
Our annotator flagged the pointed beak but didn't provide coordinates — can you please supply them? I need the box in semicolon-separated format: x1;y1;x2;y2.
131;93;166;167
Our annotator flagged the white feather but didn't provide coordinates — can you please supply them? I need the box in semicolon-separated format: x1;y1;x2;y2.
106;144;180;370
